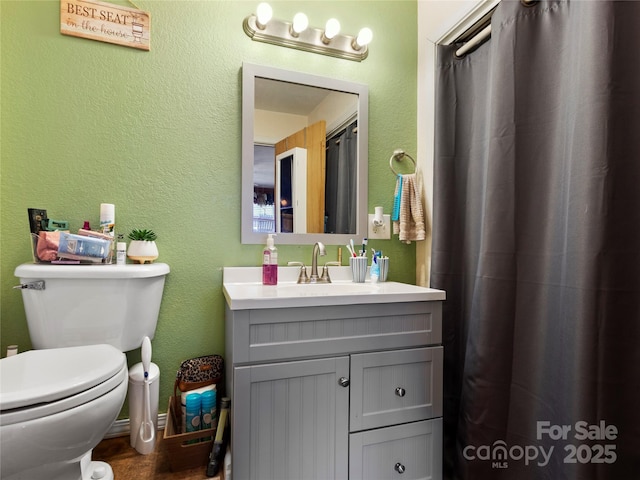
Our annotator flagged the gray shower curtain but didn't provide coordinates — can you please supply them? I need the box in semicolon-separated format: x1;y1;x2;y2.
325;122;357;233
431;1;640;479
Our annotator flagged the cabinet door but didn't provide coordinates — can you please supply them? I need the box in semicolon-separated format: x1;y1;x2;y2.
350;347;443;431
350;418;442;480
233;357;349;480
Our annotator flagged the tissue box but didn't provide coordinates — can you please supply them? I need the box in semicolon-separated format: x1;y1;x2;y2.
163;396;217;472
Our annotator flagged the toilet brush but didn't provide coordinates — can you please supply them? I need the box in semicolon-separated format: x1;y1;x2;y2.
136;336;156;455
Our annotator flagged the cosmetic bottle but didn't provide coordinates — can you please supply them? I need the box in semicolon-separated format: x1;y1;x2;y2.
201;390;217;428
370;253;380;283
201;390;217;441
262;233;278;285
180;384;215;432
116;234;127;265
99;204;115;263
185;393;202;433
100;203;115;236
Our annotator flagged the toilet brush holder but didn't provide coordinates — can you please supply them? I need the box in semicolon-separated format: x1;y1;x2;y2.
128;362;160;451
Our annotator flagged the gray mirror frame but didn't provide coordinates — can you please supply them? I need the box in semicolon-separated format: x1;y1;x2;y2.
241;62;369;245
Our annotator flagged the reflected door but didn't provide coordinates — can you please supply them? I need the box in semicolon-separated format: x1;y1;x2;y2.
275;147;307;234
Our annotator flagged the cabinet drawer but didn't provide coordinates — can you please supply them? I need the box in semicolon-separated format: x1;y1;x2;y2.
350;347;443;431
349;418;442;480
227;302;441;364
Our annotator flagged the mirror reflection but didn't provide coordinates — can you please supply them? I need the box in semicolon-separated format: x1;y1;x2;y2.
242;63;368;245
253;78;358;234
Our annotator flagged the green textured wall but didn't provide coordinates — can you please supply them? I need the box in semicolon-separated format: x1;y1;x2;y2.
0;0;418;417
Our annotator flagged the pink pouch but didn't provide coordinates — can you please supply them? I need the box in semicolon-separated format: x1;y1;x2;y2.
36;231;61;261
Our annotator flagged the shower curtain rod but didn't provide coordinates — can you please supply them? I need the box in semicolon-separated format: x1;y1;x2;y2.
326;113;357;139
455;24;491;57
454;0;537;57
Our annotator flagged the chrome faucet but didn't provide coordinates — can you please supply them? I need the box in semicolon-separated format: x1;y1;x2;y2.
288;242;334;284
309;242;327;283
287;261;309;283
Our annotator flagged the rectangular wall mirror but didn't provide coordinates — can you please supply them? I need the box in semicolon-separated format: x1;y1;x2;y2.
241;62;369;245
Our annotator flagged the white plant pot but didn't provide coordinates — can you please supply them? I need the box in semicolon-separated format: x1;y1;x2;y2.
127;240;159;264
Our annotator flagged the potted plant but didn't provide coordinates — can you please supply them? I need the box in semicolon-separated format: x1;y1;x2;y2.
127;229;159;264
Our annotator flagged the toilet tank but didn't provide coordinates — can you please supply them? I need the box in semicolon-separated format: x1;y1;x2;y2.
14;263;170;352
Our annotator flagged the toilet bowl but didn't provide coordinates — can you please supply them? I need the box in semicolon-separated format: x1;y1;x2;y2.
0;345;128;480
3;262;170;479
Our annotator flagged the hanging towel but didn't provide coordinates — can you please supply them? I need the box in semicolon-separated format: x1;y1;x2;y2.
392;173;426;243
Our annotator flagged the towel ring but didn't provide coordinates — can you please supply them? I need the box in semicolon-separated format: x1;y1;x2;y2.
389;149;416;175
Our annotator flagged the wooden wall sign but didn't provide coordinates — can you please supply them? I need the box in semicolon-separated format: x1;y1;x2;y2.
60;0;150;51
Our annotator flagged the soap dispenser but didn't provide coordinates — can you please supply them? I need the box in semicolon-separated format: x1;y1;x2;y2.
262;233;278;285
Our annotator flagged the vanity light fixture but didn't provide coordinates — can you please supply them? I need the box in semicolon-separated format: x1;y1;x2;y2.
291;12;309;37
322;18;340;44
353;27;373;51
243;3;372;61
255;2;273;29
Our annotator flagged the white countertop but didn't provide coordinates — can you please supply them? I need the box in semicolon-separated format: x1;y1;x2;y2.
223;266;446;310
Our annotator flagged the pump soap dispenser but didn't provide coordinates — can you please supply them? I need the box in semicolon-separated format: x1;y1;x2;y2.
262;233;278;285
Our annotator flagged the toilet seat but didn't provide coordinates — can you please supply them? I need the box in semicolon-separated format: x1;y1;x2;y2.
0;344;127;425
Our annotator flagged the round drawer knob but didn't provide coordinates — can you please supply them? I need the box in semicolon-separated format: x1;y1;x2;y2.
395;387;406;397
338;377;350;387
394;462;406;474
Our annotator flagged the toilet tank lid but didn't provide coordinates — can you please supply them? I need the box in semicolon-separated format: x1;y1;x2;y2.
0;344;126;411
15;262;169;279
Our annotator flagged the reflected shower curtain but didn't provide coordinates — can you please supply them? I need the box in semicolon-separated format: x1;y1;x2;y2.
431;1;640;479
325;122;357;233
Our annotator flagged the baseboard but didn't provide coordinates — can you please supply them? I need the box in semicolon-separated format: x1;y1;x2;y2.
105;413;167;439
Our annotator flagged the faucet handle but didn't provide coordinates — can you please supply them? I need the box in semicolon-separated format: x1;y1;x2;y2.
321;261;341;283
287;261;309;284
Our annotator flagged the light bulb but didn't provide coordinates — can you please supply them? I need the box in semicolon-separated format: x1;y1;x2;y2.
256;2;273;29
291;12;309;36
324;18;340;39
354;27;373;49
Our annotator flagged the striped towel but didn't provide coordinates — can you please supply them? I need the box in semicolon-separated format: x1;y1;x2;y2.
392;173;426;243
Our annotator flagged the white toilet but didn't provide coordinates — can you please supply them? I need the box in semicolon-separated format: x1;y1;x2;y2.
0;262;170;480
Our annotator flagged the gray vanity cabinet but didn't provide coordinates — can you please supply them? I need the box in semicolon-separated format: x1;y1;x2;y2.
225;300;443;480
233;357;350;480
